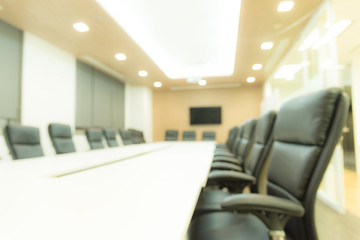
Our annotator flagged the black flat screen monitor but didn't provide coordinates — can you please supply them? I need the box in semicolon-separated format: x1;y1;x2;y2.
190;107;221;125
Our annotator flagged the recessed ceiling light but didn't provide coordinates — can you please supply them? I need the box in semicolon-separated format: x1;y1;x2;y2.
198;79;207;86
154;81;162;87
252;64;263;70
0;5;3;11
261;42;274;50
277;1;294;12
73;22;89;32
246;77;256;83
138;70;148;77
115;53;127;61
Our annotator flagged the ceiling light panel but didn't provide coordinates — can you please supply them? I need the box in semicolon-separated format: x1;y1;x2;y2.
252;64;263;70
246;77;255;83
333;19;352;37
73;22;89;32
138;70;148;77
274;64;302;79
198;79;207;86
96;0;242;79
115;53;127;61
277;1;294;12
154;81;162;87
261;42;273;50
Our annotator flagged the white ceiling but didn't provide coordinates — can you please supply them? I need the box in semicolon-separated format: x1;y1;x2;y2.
96;0;242;79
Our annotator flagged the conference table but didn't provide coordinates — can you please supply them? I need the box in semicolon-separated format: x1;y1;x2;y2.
0;141;215;240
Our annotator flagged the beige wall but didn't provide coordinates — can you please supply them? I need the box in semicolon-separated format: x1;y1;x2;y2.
153;86;263;143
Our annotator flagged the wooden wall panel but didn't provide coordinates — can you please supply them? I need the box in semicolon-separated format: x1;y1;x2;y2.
153;86;263;143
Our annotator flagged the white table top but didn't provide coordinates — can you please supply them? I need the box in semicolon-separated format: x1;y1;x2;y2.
0;142;215;240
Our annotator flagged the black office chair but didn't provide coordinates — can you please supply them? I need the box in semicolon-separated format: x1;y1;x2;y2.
4;125;44;160
202;131;216;141
103;128;118;147
165;130;179;141
128;129;145;144
189;88;349;240
215;127;238;149
183;131;196;141
213;119;257;167
194;111;276;216
213;126;243;157
211;111;276;174
119;129;133;145
85;129;104;149
48;123;76;154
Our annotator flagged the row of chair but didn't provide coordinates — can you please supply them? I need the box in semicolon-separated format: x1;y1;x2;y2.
188;88;349;240
165;130;216;141
3;123;145;160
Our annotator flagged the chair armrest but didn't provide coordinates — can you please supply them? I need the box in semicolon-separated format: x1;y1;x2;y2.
208;170;256;184
221;194;304;217
221;193;305;232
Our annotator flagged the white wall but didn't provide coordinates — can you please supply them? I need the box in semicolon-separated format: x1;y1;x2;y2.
21;32;76;155
124;84;153;142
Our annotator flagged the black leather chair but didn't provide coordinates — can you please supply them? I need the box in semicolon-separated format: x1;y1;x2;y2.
189;88;349;240
213;119;257;167
211;111;276;175
103;128;118;147
213;126;243;157
202;131;216;141
128;129;145;144
165;130;179;141
85;129;104;149
48;123;76;154
183;131;196;141
215;127;238;149
4;125;44;160
194;111;276;216
119;130;133;145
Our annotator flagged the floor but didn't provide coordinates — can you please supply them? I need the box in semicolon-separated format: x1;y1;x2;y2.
316;168;360;240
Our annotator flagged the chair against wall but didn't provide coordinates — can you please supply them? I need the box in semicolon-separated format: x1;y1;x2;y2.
119;129;133;145
85;129;104;150
183;131;196;141
165;130;179;141
189;88;349;240
103;128;118;147
48;123;76;154
4;125;44;160
202;131;216;141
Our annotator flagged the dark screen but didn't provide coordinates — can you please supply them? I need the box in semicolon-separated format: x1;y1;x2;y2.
190;107;221;125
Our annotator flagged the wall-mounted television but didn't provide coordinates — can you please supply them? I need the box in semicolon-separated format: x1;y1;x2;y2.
190;106;221;125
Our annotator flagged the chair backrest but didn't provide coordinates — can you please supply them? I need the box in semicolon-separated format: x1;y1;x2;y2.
265;88;349;240
202;131;216;141
119;129;133;145
103;128;118;147
229;126;243;154
225;127;236;147
235;119;257;166
165;130;179;141
183;131;196;141
48;123;76;154
128;129;145;144
85;129;104;149
243;111;276;191
4;125;44;160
